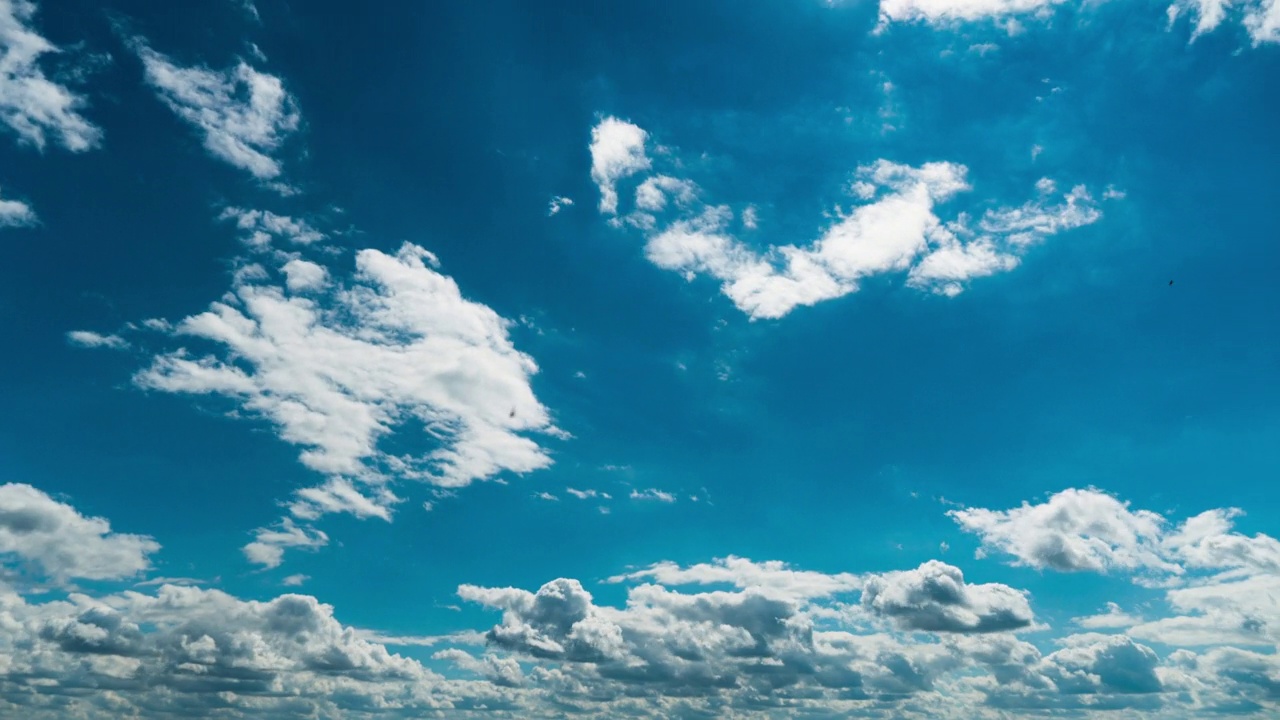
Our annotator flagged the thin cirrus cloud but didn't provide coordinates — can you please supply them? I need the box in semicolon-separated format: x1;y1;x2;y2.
0;0;102;152
589;117;1105;319
134;42;300;182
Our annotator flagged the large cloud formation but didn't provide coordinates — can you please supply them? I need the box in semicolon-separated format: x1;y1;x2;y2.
1;484;1279;717
589;117;1104;319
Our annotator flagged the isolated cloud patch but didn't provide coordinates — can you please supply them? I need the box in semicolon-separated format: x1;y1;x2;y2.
0;483;158;583
589;118;1104;319
861;560;1034;633
136;43;300;180
0;188;35;227
589;116;650;215
0;0;102;152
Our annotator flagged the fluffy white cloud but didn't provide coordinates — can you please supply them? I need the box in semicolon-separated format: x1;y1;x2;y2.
1172;0;1280;44
0;483;158;583
136;240;557;565
592;119;1104;319
951;488;1280;582
628;487;675;502
861;560;1034;633
0;190;35;226
610;556;862;601
547;195;574;216
589;117;650;215
0;0;101;151
949;487;1178;575
136;44;300;180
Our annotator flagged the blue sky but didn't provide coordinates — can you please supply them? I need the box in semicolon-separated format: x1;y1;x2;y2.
0;0;1279;716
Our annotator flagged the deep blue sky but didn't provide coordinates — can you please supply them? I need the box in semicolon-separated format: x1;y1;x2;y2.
0;0;1278;717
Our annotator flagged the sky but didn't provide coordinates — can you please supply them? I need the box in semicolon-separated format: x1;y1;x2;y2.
0;0;1278;717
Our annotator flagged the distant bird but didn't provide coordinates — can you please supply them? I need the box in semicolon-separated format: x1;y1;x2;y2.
509;408;516;418
1168;280;1174;286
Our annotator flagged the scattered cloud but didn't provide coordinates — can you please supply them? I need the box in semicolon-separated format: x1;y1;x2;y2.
66;330;129;349
547;195;574;216
218;206;325;249
242;519;328;569
1170;0;1280;44
628;488;675;502
135;42;300;181
565;488;609;500
281;573;309;586
0;483;158;583
590;118;1104;318
0;0;102;152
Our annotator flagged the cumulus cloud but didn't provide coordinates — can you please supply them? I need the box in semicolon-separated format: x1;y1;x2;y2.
547;195;574;216
589;116;650;215
0;483;158;583
0;0;102;151
628;488;676;503
2;489;1278;718
136;43;300;180
241;519;327;569
950;487;1280;582
949;487;1178;575
590;119;1103;319
861;560;1034;633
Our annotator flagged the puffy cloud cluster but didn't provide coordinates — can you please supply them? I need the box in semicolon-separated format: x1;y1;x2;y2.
3;485;1280;717
0;483;157;583
136;43;300;181
0;0;102;152
589;117;1103;319
878;0;1066;25
135;239;557;565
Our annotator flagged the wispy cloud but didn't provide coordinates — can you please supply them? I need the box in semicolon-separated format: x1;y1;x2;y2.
135;42;300;181
0;0;102;152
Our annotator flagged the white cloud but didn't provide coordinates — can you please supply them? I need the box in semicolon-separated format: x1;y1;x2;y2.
136;241;557;565
878;0;1065;25
589;116;650;215
0;0;102;152
281;257;328;291
547;195;574;216
218;206;325;248
628;488;675;502
565;488;608;500
66;330;128;349
1171;0;1280;44
0;189;35;226
281;573;308;586
949;487;1179;575
593;120;1103;319
1073;602;1143;630
862;560;1035;633
609;556;861;601
242;518;327;569
0;483;158;583
136;44;300;180
951;488;1280;583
